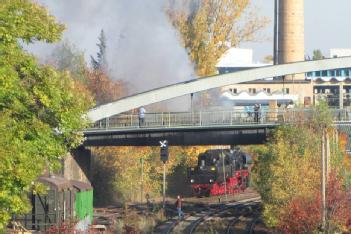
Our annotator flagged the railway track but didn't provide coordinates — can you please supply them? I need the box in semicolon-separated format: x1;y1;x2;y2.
156;196;260;234
225;203;262;234
192;200;261;234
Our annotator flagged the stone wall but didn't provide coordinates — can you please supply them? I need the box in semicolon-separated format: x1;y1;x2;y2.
63;147;91;184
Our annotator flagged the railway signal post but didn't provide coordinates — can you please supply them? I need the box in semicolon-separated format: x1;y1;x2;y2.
160;140;169;209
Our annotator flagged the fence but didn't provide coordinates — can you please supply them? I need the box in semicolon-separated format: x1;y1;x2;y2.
89;109;351;130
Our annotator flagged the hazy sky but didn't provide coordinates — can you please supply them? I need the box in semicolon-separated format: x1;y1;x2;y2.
31;0;351;66
246;0;351;61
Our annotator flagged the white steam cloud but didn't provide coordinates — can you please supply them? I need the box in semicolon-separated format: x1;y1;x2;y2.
29;0;195;110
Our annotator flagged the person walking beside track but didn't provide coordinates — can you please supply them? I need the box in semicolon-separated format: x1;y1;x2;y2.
175;195;184;220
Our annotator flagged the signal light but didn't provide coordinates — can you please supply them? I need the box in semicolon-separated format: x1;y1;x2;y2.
160;140;168;163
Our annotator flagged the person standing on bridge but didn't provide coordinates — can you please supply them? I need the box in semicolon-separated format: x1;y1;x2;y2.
175;195;184;220
139;106;146;127
254;104;260;123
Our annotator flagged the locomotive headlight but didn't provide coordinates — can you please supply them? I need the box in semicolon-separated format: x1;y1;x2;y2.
190;179;194;183
210;167;216;171
209;179;214;183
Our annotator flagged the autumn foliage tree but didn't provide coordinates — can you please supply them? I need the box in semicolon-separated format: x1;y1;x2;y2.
91;145;211;205
92;146;180;204
50;36;127;105
166;0;268;76
277;195;321;233
277;172;351;233
252;103;351;232
86;70;126;105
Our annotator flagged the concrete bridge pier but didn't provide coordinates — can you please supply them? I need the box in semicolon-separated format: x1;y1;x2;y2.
62;146;92;184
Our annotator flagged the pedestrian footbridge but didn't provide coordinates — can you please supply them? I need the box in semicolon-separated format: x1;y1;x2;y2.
83;109;351;148
84;57;351;147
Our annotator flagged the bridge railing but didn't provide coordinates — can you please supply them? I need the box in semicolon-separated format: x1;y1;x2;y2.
88;108;351;130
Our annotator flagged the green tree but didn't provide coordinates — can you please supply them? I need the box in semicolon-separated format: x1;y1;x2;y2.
166;0;269;76
312;49;324;60
91;29;108;71
50;41;88;82
49;40;127;105
0;0;93;229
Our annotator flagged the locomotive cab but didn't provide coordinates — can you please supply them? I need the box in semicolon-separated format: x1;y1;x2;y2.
188;149;250;197
189;151;219;185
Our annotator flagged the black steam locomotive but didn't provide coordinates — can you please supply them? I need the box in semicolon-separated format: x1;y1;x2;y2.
188;148;250;196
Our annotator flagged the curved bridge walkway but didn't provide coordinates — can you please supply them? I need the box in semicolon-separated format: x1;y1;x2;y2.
87;57;351;122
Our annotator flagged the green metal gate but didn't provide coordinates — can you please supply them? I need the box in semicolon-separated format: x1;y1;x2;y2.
75;190;93;222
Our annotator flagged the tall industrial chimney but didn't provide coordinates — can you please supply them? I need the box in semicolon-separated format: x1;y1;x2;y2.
278;0;305;80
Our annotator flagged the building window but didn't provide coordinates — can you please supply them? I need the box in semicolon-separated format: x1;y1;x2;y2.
306;72;312;77
229;88;237;94
330;70;336;77
283;88;289;94
346;70;350;77
322;70;328;77
249;88;256;94
263;88;271;93
315;71;321;77
336;69;341;77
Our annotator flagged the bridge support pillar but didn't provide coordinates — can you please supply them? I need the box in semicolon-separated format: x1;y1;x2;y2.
62;146;92;184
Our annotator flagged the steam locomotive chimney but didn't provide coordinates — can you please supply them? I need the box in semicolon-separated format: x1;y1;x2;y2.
278;0;305;80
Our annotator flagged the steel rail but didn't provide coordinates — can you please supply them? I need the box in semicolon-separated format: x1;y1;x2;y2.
187;197;261;234
248;217;261;234
158;194;260;234
225;204;261;234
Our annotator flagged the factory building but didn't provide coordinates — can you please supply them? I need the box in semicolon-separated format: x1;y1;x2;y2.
219;48;351;108
219;0;350;108
218;48;312;106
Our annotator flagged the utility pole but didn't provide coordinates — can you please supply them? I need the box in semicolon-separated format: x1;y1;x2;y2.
140;157;144;204
321;129;327;232
326;132;330;181
163;162;166;208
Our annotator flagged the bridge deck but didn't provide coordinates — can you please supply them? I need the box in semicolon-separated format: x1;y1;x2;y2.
83;109;351;147
88;109;308;130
